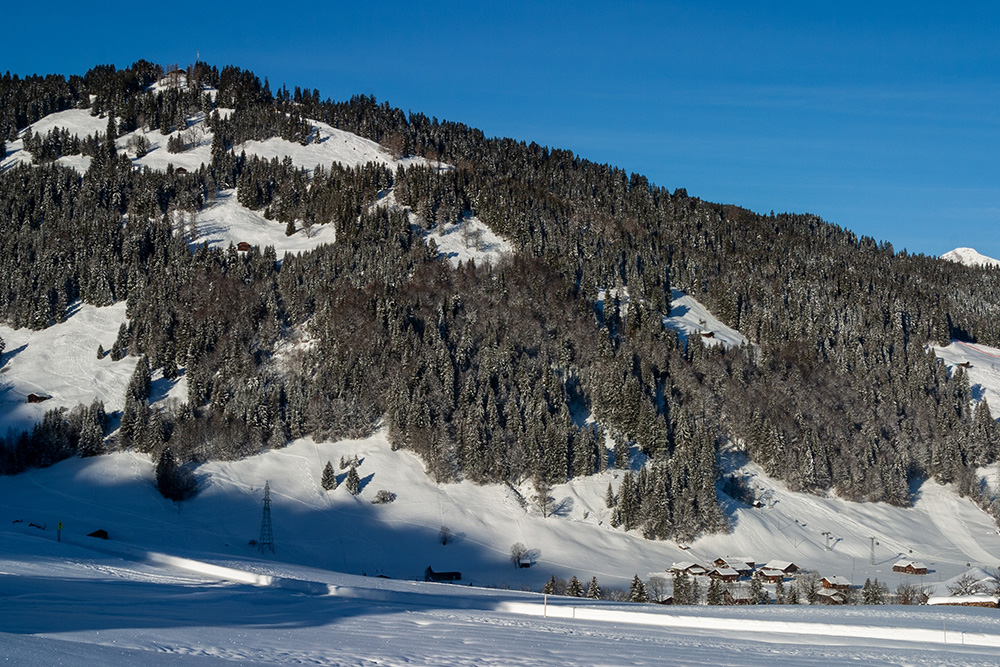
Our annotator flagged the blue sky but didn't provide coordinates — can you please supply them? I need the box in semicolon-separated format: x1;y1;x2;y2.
5;1;1000;259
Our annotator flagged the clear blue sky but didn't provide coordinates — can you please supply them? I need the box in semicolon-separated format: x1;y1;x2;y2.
6;1;1000;259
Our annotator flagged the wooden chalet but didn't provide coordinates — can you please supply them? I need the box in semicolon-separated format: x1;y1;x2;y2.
709;566;740;582
174;167;188;175
26;393;52;403
713;556;754;577
236;241;252;252
821;576;852;590
755;568;786;583
726;561;754;576
892;560;928;575
815;589;848;605
762;560;798;574
670;562;707;577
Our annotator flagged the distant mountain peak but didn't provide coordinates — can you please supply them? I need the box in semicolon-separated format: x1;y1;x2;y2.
941;247;1000;268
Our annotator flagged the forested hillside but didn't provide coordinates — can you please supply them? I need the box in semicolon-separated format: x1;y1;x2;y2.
1;60;999;541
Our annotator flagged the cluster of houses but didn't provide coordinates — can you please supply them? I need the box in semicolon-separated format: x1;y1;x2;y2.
670;557;799;584
666;557;936;606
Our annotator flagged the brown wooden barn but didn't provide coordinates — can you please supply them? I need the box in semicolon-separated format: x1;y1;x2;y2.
892;560;928;575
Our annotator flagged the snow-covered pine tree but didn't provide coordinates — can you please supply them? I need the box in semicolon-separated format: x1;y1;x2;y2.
321;460;337;490
672;570;690;605
567;575;584;597
707;577;723;605
774;579;786;604
587;576;602;599
345;465;360;495
628;574;648;603
749;575;765;604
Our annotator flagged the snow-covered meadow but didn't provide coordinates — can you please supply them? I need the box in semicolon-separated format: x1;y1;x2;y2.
5;445;1000;666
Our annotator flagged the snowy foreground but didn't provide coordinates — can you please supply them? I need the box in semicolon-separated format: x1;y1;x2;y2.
3;429;1000;666
4;529;1000;667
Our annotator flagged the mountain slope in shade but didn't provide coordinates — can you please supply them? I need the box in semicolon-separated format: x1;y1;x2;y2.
941;247;1000;268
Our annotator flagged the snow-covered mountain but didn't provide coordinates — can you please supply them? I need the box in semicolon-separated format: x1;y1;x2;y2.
941;247;1000;268
5;69;1000;665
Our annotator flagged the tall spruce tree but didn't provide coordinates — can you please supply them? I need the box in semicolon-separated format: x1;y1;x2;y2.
321;460;338;490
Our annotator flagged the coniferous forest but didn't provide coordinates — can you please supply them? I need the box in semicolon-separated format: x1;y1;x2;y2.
1;60;999;541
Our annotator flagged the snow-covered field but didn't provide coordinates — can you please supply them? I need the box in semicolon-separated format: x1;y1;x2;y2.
3;416;1000;664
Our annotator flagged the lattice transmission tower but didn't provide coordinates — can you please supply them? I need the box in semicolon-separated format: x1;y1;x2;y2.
258;481;275;554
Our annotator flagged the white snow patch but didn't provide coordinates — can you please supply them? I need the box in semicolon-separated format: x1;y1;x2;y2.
930;340;1000;415
190;189;336;256
0;303;137;434
421;213;513;268
665;289;749;349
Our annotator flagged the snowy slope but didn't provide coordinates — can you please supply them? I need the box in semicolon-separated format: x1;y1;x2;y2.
665;289;748;349
941;247;1000;268
190;189;337;255
0;104;426;178
3;426;999;597
931;340;1000;413
1;106;516;263
6;99;1000;665
0;303;137;434
5;446;1000;665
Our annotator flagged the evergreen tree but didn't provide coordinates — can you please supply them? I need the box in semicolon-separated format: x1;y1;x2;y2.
672;570;690;605
567;575;584;597
587;576;602;599
707;577;723;605
604;482;615;509
155;447;196;501
345;464;360;495
321;460;338;490
542;575;556;595
749;576;765;604
774;579;785;604
862;577;887;605
628;574;648;602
